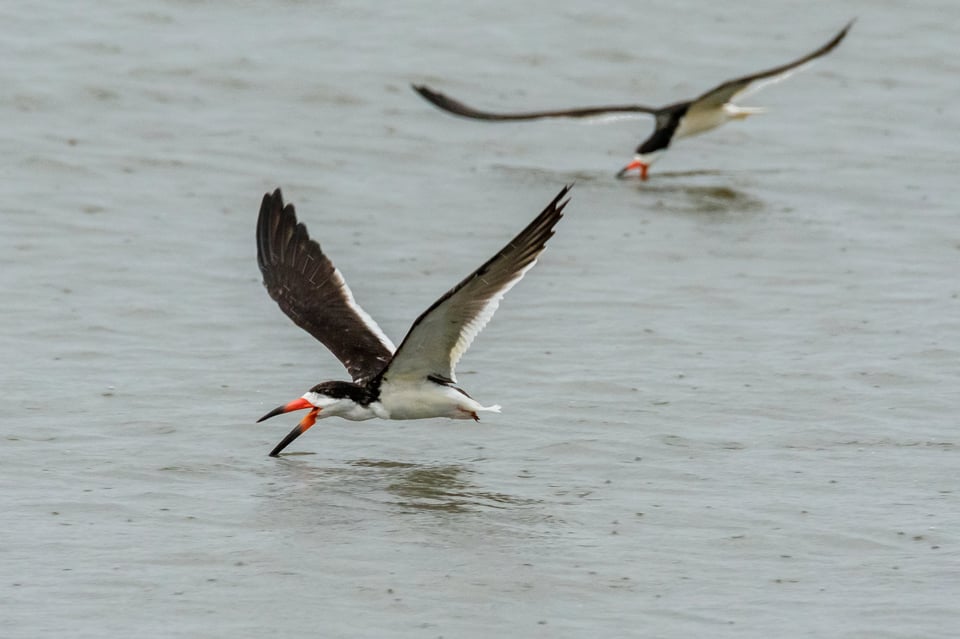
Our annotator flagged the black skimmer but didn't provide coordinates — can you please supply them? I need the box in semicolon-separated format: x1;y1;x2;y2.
256;186;570;456
413;21;853;180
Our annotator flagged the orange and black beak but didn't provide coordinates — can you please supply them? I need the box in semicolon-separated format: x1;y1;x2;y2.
615;158;649;180
257;398;320;457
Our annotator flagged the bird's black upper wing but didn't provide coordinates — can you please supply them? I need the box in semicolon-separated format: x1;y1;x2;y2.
691;20;854;110
256;189;395;384
413;84;657;121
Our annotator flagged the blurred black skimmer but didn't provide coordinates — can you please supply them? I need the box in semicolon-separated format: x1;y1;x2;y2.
413;21;853;180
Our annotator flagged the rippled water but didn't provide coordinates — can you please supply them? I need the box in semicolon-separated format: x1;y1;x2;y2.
3;1;958;637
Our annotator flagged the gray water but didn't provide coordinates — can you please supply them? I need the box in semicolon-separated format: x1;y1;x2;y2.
3;1;959;637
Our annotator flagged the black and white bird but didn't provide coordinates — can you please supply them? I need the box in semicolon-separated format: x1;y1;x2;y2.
413;21;852;180
255;186;570;456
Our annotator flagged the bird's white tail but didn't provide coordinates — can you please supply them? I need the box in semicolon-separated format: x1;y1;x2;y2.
726;105;768;120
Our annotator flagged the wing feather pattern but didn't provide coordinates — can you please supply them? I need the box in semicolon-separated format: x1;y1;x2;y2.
257;189;395;384
691;20;854;112
381;185;570;384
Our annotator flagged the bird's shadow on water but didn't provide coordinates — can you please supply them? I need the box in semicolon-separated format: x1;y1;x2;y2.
262;456;535;515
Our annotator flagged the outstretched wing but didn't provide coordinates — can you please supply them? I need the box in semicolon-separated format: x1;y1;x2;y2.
691;20;854;111
256;189;395;384
381;185;570;384
413;84;657;121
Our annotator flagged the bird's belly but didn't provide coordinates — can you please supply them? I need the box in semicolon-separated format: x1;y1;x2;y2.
339;404;380;421
378;380;480;420
675;108;729;139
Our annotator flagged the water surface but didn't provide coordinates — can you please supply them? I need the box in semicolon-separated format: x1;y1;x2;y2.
2;1;958;637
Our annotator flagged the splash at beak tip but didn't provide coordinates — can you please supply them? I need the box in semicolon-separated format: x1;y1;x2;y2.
267;407;321;457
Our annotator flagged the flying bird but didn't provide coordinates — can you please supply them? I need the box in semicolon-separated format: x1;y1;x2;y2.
413;21;852;180
255;186;570;456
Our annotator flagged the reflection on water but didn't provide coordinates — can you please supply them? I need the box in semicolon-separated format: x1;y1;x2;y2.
490;163;767;214
641;169;730;180
620;167;783;182
350;459;534;513
632;182;767;215
261;457;534;514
